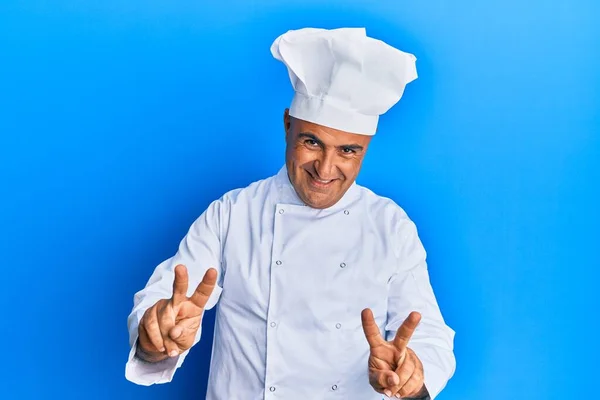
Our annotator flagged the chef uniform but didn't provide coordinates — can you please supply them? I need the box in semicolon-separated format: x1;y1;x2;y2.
125;27;456;399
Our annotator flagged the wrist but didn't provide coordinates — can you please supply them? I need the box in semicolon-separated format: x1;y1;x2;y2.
135;342;168;363
411;384;430;399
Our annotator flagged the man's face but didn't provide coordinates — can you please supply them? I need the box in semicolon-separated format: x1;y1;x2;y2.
284;109;372;209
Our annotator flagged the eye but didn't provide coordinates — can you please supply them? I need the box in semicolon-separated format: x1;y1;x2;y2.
304;139;319;146
341;147;356;154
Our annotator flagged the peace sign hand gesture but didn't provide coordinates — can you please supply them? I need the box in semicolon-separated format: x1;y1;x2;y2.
361;309;428;399
136;264;217;362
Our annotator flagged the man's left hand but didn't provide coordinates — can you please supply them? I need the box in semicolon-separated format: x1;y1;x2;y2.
361;309;428;398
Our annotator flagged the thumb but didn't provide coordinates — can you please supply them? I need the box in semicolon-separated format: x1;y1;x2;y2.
168;316;201;347
386;371;400;387
370;370;400;397
169;324;183;340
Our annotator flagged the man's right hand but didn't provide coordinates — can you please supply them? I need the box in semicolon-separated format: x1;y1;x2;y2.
136;264;218;362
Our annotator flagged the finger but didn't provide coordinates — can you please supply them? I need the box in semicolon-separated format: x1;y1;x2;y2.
169;324;183;341
158;303;179;357
176;298;204;320
169;315;201;347
392;311;421;351
398;367;425;398
172;264;189;306
189;268;218;308
169;314;201;341
141;306;165;352
393;354;416;394
369;370;398;397
396;348;407;367
385;371;400;388
139;321;165;354
361;308;385;348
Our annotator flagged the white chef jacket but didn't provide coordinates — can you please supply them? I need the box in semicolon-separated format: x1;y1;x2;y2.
125;166;456;399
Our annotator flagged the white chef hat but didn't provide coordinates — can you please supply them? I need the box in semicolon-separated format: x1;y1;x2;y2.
271;27;418;136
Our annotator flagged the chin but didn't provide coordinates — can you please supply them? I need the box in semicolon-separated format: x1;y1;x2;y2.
303;193;337;209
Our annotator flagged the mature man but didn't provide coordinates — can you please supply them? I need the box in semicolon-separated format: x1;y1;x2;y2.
125;27;455;399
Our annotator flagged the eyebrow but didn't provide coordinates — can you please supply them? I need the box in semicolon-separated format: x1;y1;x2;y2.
298;132;365;151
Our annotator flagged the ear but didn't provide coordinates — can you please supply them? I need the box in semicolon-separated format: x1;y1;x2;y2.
283;108;291;137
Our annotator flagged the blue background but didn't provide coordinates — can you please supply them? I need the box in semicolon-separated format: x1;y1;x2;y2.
1;1;598;399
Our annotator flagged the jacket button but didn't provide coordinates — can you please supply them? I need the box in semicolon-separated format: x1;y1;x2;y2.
332;384;338;390
278;209;285;214
336;323;342;329
344;210;349;215
269;386;276;392
275;260;282;265
340;262;346;268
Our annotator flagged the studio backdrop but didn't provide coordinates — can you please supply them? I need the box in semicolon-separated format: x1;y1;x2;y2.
0;1;598;399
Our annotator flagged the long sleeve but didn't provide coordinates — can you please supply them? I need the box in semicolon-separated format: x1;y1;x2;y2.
125;197;227;386
385;219;456;399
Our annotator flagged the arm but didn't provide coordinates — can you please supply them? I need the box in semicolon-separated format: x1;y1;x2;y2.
385;219;456;399
125;197;226;385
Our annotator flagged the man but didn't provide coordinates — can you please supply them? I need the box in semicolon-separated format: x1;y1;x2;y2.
125;27;455;399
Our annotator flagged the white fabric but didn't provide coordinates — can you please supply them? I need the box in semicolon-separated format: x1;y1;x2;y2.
271;27;418;135
125;166;455;399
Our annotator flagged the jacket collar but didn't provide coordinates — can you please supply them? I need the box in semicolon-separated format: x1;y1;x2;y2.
273;165;360;211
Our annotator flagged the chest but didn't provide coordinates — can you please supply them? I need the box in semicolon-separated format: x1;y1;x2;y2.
220;201;398;327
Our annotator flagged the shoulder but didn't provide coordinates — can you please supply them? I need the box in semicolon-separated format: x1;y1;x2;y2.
192;173;276;229
211;173;278;210
354;183;419;239
354;184;410;221
354;183;426;261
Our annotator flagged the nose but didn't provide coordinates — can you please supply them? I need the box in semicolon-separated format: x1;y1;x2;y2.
313;151;336;180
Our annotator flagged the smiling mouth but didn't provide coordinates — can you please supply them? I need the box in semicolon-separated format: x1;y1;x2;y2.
306;171;336;189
